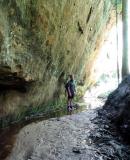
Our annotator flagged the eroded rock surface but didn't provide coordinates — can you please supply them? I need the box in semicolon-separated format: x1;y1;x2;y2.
0;0;112;118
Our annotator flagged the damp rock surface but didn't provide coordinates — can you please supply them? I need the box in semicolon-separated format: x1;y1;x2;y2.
0;0;113;117
7;108;130;160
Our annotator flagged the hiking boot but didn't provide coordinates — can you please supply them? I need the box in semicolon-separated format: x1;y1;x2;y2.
67;106;72;112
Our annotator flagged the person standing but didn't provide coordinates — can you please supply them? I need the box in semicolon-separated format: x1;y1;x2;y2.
65;75;76;112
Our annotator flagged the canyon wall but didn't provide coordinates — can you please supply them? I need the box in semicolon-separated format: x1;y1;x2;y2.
0;0;112;123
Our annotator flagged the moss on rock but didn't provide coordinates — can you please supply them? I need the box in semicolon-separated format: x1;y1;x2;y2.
0;0;113;123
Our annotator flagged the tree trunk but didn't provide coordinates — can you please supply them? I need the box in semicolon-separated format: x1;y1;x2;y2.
122;0;129;79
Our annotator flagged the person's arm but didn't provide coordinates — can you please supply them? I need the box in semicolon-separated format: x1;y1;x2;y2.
68;87;72;96
65;83;68;96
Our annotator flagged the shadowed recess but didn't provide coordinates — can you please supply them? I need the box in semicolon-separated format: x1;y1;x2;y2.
86;7;93;24
0;69;32;93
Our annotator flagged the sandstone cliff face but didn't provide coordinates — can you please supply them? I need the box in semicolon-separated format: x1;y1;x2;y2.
0;0;112;120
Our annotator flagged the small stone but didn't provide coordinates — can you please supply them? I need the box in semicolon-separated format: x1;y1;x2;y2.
56;118;60;121
72;147;82;154
124;124;128;128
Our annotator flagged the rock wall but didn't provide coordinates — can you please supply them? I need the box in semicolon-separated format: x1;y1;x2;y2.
0;0;112;120
103;75;130;143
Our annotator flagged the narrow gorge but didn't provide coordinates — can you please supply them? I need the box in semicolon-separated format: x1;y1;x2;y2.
0;0;130;160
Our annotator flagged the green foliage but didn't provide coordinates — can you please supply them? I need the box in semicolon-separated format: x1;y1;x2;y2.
0;87;86;128
112;0;122;5
112;0;122;13
0;97;67;128
75;86;86;101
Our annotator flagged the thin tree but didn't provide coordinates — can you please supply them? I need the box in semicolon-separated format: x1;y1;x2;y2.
122;0;129;78
116;0;120;84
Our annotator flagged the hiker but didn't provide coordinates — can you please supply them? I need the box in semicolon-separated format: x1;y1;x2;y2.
65;74;76;111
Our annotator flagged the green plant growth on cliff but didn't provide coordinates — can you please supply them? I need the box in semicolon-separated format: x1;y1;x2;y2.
112;0;122;13
0;86;85;128
0;97;67;128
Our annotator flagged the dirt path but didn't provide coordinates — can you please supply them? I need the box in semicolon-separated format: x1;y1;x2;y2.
6;106;130;160
6;110;98;160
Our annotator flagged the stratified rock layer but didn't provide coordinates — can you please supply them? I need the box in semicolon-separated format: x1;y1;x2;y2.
0;0;112;118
